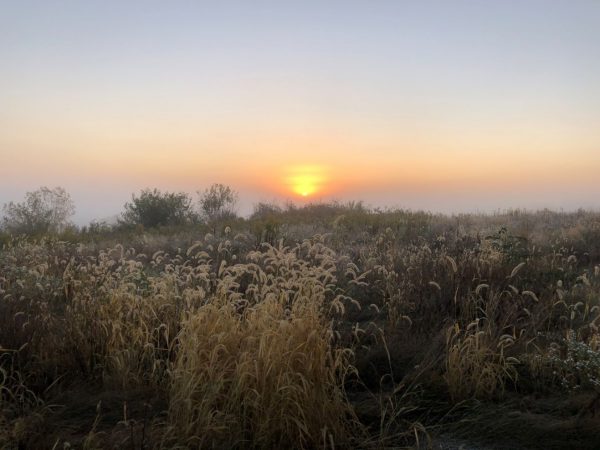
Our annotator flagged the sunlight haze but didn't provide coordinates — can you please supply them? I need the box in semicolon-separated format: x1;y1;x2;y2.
1;1;599;223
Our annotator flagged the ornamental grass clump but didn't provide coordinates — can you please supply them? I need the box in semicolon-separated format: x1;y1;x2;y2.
167;294;360;449
444;320;519;402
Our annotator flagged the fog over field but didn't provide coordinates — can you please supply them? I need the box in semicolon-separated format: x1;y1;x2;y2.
2;1;600;224
2;1;600;449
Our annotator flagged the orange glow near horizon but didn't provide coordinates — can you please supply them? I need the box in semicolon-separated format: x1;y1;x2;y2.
284;165;328;198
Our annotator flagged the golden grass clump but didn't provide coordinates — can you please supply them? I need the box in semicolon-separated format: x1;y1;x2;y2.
167;295;359;449
444;321;519;402
97;287;176;388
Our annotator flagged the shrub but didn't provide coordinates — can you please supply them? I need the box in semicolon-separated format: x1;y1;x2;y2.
198;183;238;224
524;330;600;392
2;186;75;235
121;188;193;228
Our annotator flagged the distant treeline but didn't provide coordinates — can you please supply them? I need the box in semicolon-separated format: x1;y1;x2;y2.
2;185;600;250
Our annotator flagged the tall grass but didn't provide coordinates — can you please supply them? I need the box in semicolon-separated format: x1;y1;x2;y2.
1;207;600;447
167;297;358;448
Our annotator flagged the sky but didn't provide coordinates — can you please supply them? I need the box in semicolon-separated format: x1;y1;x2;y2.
1;1;599;224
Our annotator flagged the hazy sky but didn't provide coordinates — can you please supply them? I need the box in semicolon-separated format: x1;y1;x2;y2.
1;1;599;223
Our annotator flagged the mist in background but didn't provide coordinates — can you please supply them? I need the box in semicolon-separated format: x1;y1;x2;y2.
1;1;599;224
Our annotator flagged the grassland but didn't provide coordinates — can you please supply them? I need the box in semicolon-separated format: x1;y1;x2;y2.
2;205;600;449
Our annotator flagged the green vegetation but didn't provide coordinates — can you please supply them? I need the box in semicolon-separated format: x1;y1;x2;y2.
197;183;238;225
121;189;194;228
1;192;600;448
2;186;75;235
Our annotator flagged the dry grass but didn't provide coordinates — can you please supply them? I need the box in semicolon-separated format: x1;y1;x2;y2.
444;320;519;402
166;297;359;449
1;208;600;448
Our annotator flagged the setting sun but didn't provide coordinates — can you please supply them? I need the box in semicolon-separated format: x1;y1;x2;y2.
4;2;600;448
285;165;327;198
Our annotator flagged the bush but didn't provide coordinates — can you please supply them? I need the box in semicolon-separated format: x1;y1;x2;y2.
198;183;238;224
2;186;75;235
121;189;193;228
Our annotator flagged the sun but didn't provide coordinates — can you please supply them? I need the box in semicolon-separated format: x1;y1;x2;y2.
285;165;327;198
291;174;319;197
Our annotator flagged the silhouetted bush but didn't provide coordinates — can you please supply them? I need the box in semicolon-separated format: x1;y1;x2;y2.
121;189;194;228
2;186;75;235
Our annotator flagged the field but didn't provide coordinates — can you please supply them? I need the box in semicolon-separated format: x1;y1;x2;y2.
2;204;600;449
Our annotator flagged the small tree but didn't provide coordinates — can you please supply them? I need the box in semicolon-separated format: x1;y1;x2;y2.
250;202;282;221
2;186;75;235
121;189;193;228
198;184;238;223
250;202;283;245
